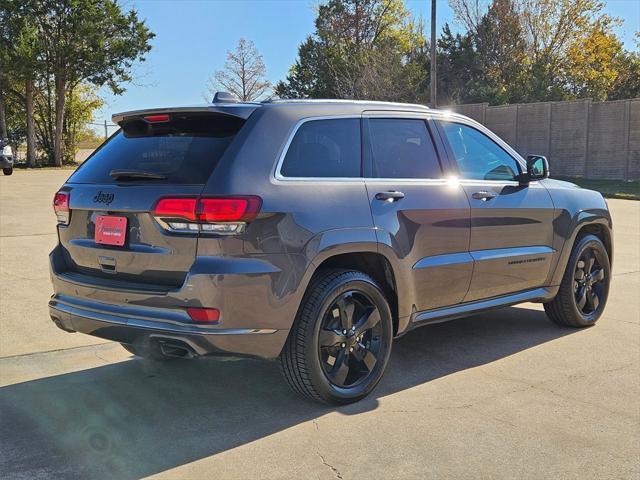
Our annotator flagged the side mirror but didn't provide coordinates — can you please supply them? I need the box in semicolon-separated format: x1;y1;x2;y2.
523;155;549;183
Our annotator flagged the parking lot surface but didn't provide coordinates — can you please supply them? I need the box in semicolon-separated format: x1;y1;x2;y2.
1;170;638;479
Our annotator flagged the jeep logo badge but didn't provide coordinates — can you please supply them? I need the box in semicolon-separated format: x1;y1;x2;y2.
93;191;114;205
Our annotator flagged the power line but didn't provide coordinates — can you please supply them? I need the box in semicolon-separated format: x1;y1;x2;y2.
87;121;117;127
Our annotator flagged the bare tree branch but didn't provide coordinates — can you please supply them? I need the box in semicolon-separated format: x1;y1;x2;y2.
207;38;271;102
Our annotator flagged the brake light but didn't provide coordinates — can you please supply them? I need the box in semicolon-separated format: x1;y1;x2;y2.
198;197;261;222
144;114;170;123
152;196;261;234
53;191;70;225
186;307;220;323
153;198;198;221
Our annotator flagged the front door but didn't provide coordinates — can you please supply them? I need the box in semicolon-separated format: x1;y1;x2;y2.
363;115;472;313
436;119;555;302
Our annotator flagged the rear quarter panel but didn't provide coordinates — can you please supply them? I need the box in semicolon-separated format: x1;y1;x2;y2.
197;105;380;331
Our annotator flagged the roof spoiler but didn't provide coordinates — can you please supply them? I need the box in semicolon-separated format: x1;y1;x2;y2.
112;104;260;125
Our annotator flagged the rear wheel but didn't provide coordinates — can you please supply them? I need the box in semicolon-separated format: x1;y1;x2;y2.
280;269;393;404
3;168;12;175
544;234;610;327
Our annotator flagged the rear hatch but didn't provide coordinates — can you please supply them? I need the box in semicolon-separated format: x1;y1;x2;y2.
56;111;246;289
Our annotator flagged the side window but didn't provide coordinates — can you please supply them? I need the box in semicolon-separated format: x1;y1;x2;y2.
280;118;361;178
440;121;520;181
366;118;441;179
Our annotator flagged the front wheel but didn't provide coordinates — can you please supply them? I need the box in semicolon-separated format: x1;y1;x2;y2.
544;234;610;327
280;269;393;404
3;167;13;176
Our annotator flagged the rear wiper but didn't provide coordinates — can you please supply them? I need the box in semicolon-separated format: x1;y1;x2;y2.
109;169;167;180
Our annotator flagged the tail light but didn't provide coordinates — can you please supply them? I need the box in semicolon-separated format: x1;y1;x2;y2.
53;191;70;225
152;196;261;234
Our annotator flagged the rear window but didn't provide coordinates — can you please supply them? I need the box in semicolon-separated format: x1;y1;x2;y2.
280;118;361;178
69;113;244;184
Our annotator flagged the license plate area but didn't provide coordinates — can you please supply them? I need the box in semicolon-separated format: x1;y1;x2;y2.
95;215;127;246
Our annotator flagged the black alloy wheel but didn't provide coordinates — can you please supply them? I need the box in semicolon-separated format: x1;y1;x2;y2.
318;290;383;388
544;234;610;327
573;247;606;315
280;269;393;404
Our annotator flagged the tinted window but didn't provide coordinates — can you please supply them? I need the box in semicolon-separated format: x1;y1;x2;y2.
69;113;244;184
280;118;361;177
367;118;441;179
440;121;520;181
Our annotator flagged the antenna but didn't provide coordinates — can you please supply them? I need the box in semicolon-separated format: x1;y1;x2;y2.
212;92;239;104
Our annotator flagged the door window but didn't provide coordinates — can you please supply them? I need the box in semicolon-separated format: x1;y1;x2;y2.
365;118;441;179
280;118;361;178
440;121;520;181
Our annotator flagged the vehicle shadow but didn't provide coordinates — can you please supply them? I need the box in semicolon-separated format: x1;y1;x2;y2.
0;306;577;479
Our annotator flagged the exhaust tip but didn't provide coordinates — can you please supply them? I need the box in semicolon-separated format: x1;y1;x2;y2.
156;339;197;359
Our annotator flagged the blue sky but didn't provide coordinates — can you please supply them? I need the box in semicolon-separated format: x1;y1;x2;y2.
96;0;640;132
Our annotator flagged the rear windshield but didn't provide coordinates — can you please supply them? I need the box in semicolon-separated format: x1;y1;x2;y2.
68;113;244;184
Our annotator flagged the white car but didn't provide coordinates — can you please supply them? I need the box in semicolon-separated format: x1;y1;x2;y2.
1;139;13;175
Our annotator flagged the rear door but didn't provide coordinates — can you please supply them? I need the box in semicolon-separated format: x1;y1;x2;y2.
363;114;472;312
57;112;245;288
435;119;554;301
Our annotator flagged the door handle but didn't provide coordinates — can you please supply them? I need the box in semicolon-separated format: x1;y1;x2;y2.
375;191;405;202
472;191;497;201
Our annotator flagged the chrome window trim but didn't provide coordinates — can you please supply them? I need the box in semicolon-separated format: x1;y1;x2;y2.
271;111;530;184
273;113;451;184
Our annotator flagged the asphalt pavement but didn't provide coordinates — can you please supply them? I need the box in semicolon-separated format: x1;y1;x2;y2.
1;170;638;479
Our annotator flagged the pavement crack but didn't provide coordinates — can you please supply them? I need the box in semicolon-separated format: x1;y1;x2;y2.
434;404;473;410
0;342;115;360
0;232;57;238
94;350;109;364
318;453;343;480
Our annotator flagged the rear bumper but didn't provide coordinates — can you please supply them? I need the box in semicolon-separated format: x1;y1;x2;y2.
49;295;288;358
48;245;305;359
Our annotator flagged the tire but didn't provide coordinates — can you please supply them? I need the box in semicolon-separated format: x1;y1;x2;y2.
3;168;12;175
120;341;170;361
544;234;610;327
279;269;393;405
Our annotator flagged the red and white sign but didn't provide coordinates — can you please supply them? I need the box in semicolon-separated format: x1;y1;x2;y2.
95;215;127;246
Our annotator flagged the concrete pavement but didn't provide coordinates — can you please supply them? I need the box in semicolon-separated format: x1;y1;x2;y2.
0;170;638;479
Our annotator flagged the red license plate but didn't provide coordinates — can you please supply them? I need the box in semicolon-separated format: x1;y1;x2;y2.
95;215;127;246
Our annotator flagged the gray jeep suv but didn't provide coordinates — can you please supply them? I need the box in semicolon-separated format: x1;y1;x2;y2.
49;97;613;404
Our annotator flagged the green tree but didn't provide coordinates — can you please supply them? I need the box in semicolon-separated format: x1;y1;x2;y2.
33;0;153;165
518;0;616;101
563;18;625;100
276;0;424;101
474;0;527;103
608;33;640;100
275;37;334;98
436;24;481;104
0;0;41;166
445;0;634;103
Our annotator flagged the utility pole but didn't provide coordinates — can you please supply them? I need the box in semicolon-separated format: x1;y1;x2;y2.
430;0;437;108
104;120;108;140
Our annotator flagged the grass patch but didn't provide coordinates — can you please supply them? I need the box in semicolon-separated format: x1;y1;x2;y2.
552;177;640;200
